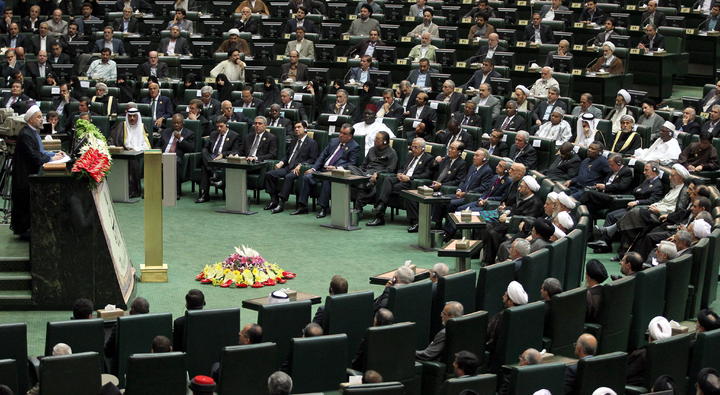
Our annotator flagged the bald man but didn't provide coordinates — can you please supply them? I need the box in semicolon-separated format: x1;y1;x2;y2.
565;334;597;393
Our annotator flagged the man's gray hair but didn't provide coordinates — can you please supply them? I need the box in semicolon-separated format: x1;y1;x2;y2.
445;301;464;317
268;371;293;395
255;116;267;125
432;262;449;278
270;103;281;111
516;130;530;141
336;89;348;97
281;87;295;97
712;104;720;112
399;80;412;89
548;86;560;95
512;238;531;257
658;241;678;259
444;79;455;89
413;137;427;150
200;85;213;95
676;230;693;246
541;277;563;297
52;343;72;356
95;82;107;91
395;266;415;284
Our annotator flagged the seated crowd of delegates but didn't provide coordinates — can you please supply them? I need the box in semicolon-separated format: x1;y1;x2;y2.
53;268;720;395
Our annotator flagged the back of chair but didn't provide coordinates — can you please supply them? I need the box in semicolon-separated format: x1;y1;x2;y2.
517;249;550;303
217;343;278;395
507;362;566;395
432;270;477;337
644;334;692;390
564;229;585;289
124;352;187;395
0;359;18;395
629;265;667;350
443;374;497;395
39;352;101;395
476;261;515;317
688;238;709;319
387;281;433;350
343;382;405;394
688;329;720;393
576;352;628;395
495;302;545;371
597;276;635;353
546;237;569;282
445;311;489;372
547;287;587;357
257;300;311;361
116;313;173;387
324;291;374;365
290;334;348;393
184;308;240;377
702;228;720;309
365;322;417;382
0;323;27;393
664;254;692;321
44;319;105;357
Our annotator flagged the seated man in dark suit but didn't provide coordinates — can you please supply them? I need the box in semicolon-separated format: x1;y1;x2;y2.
404;140;468;232
462;58;502;90
24;50;53;80
113;6;141;33
637;23;665;53
453;101;482;127
578;0;605;24
564;334;598;394
158;25;192;56
509;131;538;170
416;301;464;361
1;23;31;51
406;58;437;90
93;25;126;55
1;81;33;111
480;129;510;157
172;290;205;352
293;124;360;217
136;51;168;79
700;104;720;137
563;141;611;198
278;87;308;122
284;6;317;33
465;32;506;64
524;12;555;44
577;153;634;213
91;82;118;117
345;55;378;84
141;81;174;129
346;29;384;58
532;86;568;127
674;107;702;135
493;100;526;133
235;85;264;110
49;42;71;64
545;142;581;181
280;50;309;82
641;0;667;27
267;104;293;140
311;275;348;329
265;121;319;213
436;147;495;225
435;80;466;115
324;89;355;116
157;114;195;196
195;117;242;203
241;115;278;162
365;137;434;226
435;119;474;151
404;92;437;141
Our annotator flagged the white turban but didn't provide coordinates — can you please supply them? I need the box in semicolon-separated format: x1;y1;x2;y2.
507;281;528;305
533;390;552;395
522;175;540;192
557;211;574;229
546;191;558;201
693;219;712;239
672;163;690;180
618;89;631;104
648;316;671;341
557;192;576;209
24;105;41;123
227;28;240;36
660;121;676;132
592;388;617;395
553;225;566;239
515;85;530;96
603;41;616;52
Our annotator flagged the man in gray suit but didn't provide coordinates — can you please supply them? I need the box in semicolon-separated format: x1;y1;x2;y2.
571;93;603;119
416;301;464;361
471;83;501;120
158;26;192;55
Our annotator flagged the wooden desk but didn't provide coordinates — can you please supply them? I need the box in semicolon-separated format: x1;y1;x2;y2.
369;268;431;285
400;190;453;251
449;212;487;239
686;32;720;79
242;292;322;311
108;150;143;203
629;52;684;99
208;159;267;215
437;239;483;272
313;172;370;231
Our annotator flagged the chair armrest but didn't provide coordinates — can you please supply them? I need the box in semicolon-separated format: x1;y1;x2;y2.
625;385;649;394
410;178;432;189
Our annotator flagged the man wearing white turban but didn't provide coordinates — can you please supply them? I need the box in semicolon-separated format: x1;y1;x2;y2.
11;106;65;239
588;41;624;74
486;281;528;371
605;89;638;135
627;316;672;386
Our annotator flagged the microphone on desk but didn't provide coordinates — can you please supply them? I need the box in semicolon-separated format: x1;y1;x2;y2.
586;36;597;46
584;56;602;71
697;17;710;31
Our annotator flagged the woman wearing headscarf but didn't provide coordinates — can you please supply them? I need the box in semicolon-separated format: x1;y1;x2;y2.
636;98;665;136
214;74;234;103
354;80;376;123
575;112;601;148
588;41;624;74
260;77;280;110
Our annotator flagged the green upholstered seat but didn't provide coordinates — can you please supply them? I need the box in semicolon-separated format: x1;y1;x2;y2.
44;319;105;357
324;291;375;365
575;352;628;395
290;334;349;393
364;322;418;383
546;237;569;282
626;334;692;393
594;276;635;354
506;362;566;395
688;328;720;393
687;238;709;319
664;254;692;321
184;308;240;377
0;323;28;393
475;261;515;317
124;352;187;395
114;313;173;386
545;287;587;358
628;265;667;350
442;374;497;395
0;359;18;395
493;302;546;372
257;300;312;361
343;382;405;394
564;229;585;289
517;249;550;303
431;270;477;337
39;352;101;395
387;280;433;350
217;342;278;395
701;228;720;309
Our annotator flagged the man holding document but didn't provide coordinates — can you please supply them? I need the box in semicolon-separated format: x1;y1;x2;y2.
11;105;66;240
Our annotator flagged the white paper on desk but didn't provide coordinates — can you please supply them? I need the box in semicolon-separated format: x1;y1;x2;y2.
80;80;90;88
51;87;60;95
293;93;303;101
532;139;541;147
573;145;580;153
629;158;637;166
429;101;439;109
349;376;363;385
328;115;338;122
412;120;421;128
48;155;70;164
454;211;480;216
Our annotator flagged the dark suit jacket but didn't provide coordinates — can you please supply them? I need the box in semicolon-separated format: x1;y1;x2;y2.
480;140;510;157
283;136;319;168
94;38;126;55
493;113;527;132
459;162;494;194
235;17;259;34
267;116;293;136
204;129;241;159
399;87;421;111
436;130;474;151
509;144;538;170
701;119;720;138
407;105;437;125
579;7;605;24
641;10;667;27
484;174;511;201
347;66;379;83
1;35;31;50
524;24;555;43
158;127;195;160
633;176;665;205
113;17;141;33
453;111;482;127
586;286;603;323
241;130;278;161
201;99;222;120
639;33;665;51
141;95;174;121
284;18;317;34
545;153;582;181
235;98;264;110
510;193;544;217
1;94;32;111
24;62;53;79
415;328;445;361
114;0;152;12
407;69;437;88
324;102;355;116
435;92;465;114
571;156;611;187
603;165;634;194
375;100;404;118
280;62;309;82
467;44;508;63
346;39;385;57
434;156;468;186
674;119;701;135
401;152;434;180
135;61;169;79
533;99;569;124
49;53;72;64
312;137;360;170
280;101;308;122
462;69;502;90
158;37;192;55
29;36;58;54
21;16;44;33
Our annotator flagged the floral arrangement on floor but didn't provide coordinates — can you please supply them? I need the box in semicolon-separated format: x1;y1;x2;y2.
71;119;112;185
195;245;296;288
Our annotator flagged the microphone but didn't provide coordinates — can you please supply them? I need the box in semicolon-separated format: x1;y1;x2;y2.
697;17;710;31
584;56;602;70
586;36;597;46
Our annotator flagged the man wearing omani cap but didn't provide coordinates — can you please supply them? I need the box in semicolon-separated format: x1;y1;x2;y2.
487;281;528;371
610;114;642;155
606;89;638;135
626;316;672;386
11;106;66;240
585;259;608;323
633;121;681;163
109;105;151;198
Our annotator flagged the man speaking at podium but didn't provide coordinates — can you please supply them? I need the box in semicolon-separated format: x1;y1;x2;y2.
11;105;66;241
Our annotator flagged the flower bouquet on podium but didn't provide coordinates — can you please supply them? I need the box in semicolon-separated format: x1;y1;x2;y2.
70;119;112;186
195;245;296;288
